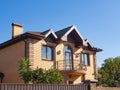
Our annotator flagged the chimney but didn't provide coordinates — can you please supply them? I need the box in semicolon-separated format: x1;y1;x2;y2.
12;23;23;38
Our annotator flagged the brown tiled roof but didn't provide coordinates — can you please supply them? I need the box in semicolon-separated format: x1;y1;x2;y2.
27;32;42;36
0;25;102;52
0;32;44;49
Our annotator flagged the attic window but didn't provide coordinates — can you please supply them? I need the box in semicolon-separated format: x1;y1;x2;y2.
42;45;53;61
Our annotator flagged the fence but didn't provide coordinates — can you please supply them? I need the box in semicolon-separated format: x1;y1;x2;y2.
0;83;89;90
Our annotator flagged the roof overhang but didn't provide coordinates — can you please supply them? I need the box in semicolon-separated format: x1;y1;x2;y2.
61;25;86;46
61;26;84;41
0;32;44;49
92;47;103;52
44;29;57;39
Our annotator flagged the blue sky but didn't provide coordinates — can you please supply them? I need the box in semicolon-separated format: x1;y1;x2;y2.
0;0;120;67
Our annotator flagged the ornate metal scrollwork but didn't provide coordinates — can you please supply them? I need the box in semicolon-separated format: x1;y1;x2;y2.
79;64;87;71
56;60;87;71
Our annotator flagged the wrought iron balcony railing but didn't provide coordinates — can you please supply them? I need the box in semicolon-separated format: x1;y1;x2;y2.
55;60;87;72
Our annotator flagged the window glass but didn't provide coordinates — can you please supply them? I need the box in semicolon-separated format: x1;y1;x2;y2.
48;47;52;60
64;46;71;52
64;45;72;70
42;46;46;59
81;54;84;64
42;45;53;61
81;53;90;66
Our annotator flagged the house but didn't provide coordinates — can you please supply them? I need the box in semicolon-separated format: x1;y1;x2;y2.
0;23;102;84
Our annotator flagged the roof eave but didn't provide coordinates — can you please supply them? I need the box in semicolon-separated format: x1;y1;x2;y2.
44;29;58;39
92;47;103;52
0;33;44;49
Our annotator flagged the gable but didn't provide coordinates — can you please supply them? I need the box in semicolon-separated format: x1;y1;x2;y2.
56;25;85;47
67;29;83;46
42;29;57;39
45;33;57;43
41;29;58;43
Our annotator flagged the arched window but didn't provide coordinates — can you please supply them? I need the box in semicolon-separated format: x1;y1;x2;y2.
64;45;72;70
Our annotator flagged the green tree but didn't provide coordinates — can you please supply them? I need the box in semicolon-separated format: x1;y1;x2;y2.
31;68;63;84
31;68;46;83
45;69;63;84
18;58;32;83
18;58;63;84
98;57;120;87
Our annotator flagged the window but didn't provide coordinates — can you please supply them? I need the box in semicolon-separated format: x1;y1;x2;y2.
81;53;90;66
64;45;72;70
42;45;53;60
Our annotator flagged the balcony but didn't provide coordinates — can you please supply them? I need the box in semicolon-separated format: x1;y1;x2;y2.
55;60;87;75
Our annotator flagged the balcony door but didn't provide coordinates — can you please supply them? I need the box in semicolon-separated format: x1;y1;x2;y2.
64;45;72;70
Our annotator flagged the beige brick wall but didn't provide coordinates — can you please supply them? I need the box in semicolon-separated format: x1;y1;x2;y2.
0;41;25;83
0;38;97;84
55;43;64;62
85;54;95;80
33;40;54;70
71;76;82;84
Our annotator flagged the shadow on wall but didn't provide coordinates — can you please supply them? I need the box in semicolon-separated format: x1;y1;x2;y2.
0;72;4;83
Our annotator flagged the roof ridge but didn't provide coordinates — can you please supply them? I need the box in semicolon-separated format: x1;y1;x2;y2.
55;25;74;39
41;29;51;34
55;25;73;33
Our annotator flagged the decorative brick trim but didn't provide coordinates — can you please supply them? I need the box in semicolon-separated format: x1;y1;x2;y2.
25;38;34;69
